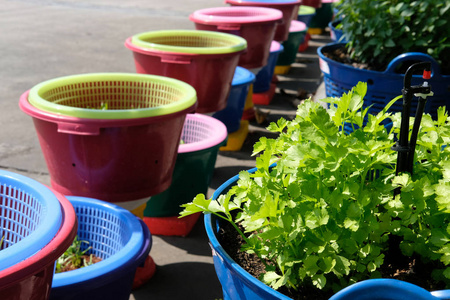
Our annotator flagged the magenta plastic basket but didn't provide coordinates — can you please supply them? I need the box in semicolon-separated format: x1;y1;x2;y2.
179;113;228;154
19;90;195;203
190;6;283;69
225;0;302;42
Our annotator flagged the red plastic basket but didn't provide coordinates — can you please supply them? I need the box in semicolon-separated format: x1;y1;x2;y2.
19;87;196;202
226;0;301;42
190;6;283;69
125;30;247;113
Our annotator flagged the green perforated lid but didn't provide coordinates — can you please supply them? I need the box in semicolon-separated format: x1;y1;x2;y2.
131;30;247;55
27;73;197;119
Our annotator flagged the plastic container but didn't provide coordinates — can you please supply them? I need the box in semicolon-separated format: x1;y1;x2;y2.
276;20;307;67
19;73;197;203
205;168;291;300
308;0;336;30
206;170;450;300
0;170;77;300
125;30;247;113
50;196;152;300
225;0;302;42
297;5;316;26
144;113;228;218
318;43;450;119
213;67;256;133
329;19;347;43
190;6;283;69
254;41;283;94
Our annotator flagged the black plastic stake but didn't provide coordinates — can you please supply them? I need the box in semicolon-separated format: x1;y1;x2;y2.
392;62;433;197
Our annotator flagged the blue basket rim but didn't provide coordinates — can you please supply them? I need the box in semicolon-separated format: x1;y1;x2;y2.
233;67;256;86
206;166;291;299
0;170;62;271
52;196;147;287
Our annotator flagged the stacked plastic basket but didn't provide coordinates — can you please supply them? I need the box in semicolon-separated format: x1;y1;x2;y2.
143;113;228;236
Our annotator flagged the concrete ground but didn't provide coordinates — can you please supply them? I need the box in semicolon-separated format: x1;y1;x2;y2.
0;1;330;299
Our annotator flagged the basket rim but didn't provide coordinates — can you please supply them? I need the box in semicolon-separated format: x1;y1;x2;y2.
27;73;197;120
179;113;228;154
130;30;247;55
52;196;148;287
290;20;307;32
226;0;301;6
298;5;316;15
0;170;63;271
190;6;283;25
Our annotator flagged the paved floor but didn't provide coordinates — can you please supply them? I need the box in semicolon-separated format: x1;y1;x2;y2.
0;1;331;299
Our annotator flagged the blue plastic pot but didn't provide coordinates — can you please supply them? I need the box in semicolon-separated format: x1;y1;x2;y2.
206;169;450;299
318;43;450;119
50;197;152;300
254;41;284;93
213;66;255;133
329;19;347;43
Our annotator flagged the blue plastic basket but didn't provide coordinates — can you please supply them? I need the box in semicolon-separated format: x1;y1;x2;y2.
51;196;152;300
254;41;284;93
213;67;255;133
318;43;450;119
329;20;347;43
0;170;62;271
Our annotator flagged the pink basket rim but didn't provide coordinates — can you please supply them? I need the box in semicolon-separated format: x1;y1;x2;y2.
190;6;283;25
270;40;282;52
290;20;307;32
226;0;301;6
19;91;196;136
179;113;227;154
0;189;77;289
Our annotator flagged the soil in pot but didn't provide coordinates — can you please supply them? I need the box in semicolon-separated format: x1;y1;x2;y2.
217;218;447;300
55;236;102;273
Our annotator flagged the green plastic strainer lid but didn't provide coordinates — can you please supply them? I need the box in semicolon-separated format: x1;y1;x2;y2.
27;73;197;119
298;5;316;15
131;30;247;55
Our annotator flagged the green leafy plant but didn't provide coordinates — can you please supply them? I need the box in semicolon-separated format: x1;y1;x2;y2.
336;0;450;72
181;82;450;293
55;236;99;273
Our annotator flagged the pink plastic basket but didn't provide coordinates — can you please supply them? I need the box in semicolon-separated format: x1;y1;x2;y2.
226;0;302;41
190;6;283;69
179;113;228;154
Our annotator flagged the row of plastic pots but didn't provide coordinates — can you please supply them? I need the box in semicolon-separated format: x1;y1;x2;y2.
0;170;151;300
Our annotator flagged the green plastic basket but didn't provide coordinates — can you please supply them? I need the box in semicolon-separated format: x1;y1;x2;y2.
130;30;247;55
27;73;197;119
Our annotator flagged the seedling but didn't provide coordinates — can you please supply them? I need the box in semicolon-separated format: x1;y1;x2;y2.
55;236;100;273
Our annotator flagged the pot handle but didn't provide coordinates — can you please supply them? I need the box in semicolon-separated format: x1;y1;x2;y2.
160;55;192;64
385;52;442;78
329;279;441;300
57;123;101;135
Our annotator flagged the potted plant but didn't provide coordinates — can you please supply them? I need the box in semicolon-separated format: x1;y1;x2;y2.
180;81;450;299
318;0;450;119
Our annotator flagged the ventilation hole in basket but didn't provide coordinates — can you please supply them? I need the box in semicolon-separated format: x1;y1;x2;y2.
72;163;76;167
155;160;158;164
367;79;374;85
